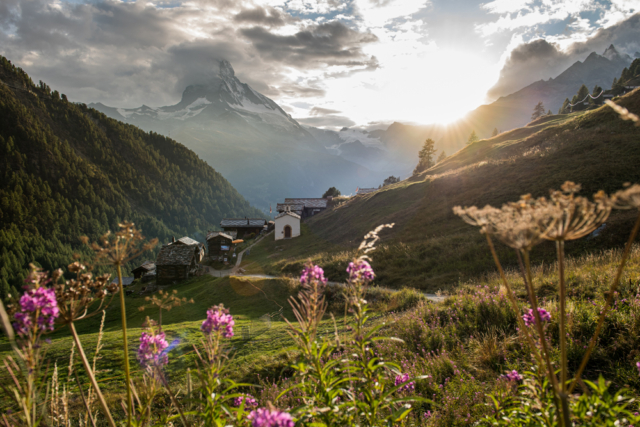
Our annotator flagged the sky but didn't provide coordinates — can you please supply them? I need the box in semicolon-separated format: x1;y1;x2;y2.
0;0;639;129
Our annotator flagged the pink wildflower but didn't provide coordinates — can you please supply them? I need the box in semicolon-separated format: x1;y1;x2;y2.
137;331;169;368
347;259;375;282
394;373;415;392
247;408;294;427
13;287;59;335
201;305;234;338
300;265;326;285
504;370;523;382
234;395;258;408
523;308;551;327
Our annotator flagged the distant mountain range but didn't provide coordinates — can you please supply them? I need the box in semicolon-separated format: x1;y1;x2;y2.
91;45;633;207
91;61;400;209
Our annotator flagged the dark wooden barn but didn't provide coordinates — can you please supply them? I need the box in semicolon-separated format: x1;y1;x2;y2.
155;244;198;285
220;218;267;238
206;231;234;259
169;236;206;262
131;260;155;279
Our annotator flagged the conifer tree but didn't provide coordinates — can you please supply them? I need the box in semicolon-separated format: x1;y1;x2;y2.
437;150;447;163
413;138;437;174
559;98;570;114
531;101;545;120
467;130;479;145
491;128;498;137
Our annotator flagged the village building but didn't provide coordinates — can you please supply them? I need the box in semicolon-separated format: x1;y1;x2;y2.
169;236;205;262
275;210;301;240
155;244;198;285
220;218;267;238
279;198;328;219
206;231;234;260
132;260;155;280
356;188;376;195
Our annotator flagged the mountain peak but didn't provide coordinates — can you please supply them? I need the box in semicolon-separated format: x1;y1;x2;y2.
219;60;235;78
603;44;621;61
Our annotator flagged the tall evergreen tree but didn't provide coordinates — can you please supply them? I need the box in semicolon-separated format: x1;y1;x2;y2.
467;130;479;145
531;101;545;120
491;128;498;137
413;138;437;174
437;150;447;163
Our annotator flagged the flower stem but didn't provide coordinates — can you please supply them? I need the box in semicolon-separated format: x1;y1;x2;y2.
159;372;190;427
485;235;543;367
522;250;565;426
569;212;640;393
557;240;567;393
117;264;133;427
68;322;116;427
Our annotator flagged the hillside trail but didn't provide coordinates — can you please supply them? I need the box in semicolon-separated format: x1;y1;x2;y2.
205;238;444;303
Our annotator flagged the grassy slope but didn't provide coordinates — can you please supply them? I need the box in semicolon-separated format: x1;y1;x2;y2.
0;275;302;398
240;90;640;292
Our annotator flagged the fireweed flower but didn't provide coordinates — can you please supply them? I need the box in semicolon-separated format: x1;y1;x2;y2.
300;264;327;285
233;395;258;408
13;286;59;335
247;408;294;427
201;304;234;338
523;308;551;327
347;259;375;283
636;361;640;375
394;373;415;392
137;330;169;368
504;370;523;382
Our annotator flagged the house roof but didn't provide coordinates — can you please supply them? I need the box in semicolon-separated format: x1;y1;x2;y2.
132;260;155;272
220;218;267;228
174;237;203;247
356;188;376;195
276;211;301;220
277;203;304;211
206;231;233;241
283;198;328;209
156;244;197;266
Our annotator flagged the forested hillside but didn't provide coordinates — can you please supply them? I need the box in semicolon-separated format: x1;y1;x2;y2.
0;56;263;299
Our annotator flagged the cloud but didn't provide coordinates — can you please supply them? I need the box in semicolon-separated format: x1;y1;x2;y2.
0;0;377;107
296;114;356;128
310;106;341;115
233;6;295;27
239;21;378;67
487;12;640;99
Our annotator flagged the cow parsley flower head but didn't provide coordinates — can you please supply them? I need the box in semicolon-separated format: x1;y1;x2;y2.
523;307;551;327
347;259;375;283
504;370;523;382
137;330;169;368
233;394;258;408
394;373;415;392
13;287;59;335
300;264;326;285
201;304;234;338
247;408;294;427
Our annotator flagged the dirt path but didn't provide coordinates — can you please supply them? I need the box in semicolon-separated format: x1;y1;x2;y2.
204;232;445;303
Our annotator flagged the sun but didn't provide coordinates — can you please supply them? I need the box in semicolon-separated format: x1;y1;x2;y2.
312;48;500;127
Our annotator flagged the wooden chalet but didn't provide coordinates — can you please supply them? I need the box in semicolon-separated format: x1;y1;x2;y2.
356;188;376;195
220;218;267;238
155;244;198;285
206;231;234;259
278;198;328;219
169;236;206;262
132;260;155;279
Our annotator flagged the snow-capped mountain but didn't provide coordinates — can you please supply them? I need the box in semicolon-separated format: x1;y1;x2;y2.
90;60;391;209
